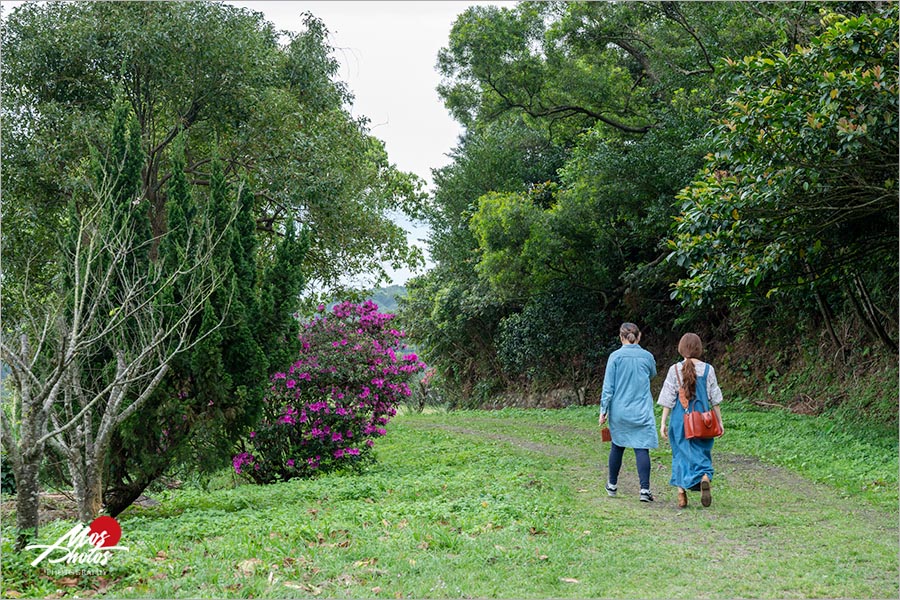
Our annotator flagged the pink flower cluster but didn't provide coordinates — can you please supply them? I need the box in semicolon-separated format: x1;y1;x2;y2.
234;300;427;484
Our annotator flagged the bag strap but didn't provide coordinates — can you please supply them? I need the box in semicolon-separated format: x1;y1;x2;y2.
675;363;690;411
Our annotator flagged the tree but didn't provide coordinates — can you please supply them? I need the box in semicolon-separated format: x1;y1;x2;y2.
2;1;424;515
437;1;818;134
409;2;818;396
401;117;566;404
668;5;899;352
1;170;226;545
1;1;424;302
101;134;306;516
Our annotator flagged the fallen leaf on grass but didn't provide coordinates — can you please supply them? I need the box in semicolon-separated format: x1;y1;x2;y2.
353;558;378;568
91;576;116;594
538;554;549;561
282;582;322;595
560;577;580;584
371;587;381;594
55;577;80;587
150;573;167;581
153;550;168;561
5;591;23;598
237;558;264;576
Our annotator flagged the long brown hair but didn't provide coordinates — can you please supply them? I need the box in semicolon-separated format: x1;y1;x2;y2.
678;333;704;401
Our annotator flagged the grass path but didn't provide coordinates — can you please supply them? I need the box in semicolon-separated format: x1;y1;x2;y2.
402;411;898;598
2;406;897;599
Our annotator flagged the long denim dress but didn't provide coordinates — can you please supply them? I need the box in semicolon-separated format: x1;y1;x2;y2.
668;362;715;489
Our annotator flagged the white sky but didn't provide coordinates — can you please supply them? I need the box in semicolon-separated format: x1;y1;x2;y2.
228;1;517;287
228;1;513;189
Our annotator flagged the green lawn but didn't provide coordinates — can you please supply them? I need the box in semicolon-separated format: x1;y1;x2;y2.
2;404;897;598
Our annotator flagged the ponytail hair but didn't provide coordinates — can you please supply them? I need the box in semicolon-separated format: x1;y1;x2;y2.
619;322;641;344
677;333;704;401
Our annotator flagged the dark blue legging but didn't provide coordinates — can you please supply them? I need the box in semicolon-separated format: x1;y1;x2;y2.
608;442;651;490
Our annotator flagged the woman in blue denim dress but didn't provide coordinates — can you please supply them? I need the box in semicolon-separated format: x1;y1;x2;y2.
658;333;724;508
599;323;659;502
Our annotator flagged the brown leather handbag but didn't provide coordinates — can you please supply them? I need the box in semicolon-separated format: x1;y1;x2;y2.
600;427;612;442
677;366;723;440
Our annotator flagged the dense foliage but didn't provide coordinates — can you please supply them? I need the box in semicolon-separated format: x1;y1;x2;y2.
1;2;425;297
235;302;427;484
401;1;897;405
1;1;424;519
670;7;898;352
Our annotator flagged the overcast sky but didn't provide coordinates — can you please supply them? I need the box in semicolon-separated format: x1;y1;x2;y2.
228;1;513;189
228;1;516;287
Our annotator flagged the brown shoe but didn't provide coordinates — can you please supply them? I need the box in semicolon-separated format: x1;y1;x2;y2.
700;477;712;507
677;488;688;508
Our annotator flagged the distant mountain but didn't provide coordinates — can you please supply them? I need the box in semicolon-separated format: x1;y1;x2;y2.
323;285;407;314
369;285;407;313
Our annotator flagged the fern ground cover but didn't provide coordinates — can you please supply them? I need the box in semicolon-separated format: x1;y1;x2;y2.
2;405;897;598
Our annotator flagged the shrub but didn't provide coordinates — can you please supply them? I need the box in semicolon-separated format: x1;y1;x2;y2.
235;301;427;483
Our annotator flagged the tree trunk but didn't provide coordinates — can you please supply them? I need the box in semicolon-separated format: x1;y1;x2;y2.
804;264;843;357
71;455;105;523
850;271;898;354
14;455;42;550
104;464;167;518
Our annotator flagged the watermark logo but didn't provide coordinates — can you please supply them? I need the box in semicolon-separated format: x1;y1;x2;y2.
26;516;128;568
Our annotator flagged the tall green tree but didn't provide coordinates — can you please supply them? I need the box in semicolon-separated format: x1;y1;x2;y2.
1;104;227;541
402;116;567;403
2;1;422;517
103;134;307;516
404;1;831;398
669;5;898;353
1;1;424;300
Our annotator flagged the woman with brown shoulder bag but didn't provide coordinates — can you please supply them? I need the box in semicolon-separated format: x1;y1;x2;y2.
658;333;724;508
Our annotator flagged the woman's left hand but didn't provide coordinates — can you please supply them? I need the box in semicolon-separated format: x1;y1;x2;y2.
598;413;607;426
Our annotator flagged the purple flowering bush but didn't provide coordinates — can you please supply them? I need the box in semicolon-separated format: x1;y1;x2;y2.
234;300;426;484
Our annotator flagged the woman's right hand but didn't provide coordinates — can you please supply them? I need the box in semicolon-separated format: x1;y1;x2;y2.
659;407;671;441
